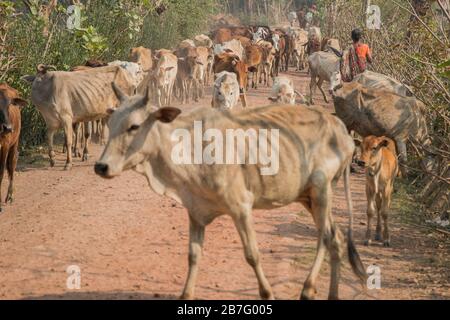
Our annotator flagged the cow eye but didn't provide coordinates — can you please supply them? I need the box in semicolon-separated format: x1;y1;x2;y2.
127;124;140;133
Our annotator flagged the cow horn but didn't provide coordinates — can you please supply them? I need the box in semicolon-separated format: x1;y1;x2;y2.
37;64;56;73
111;82;128;103
329;47;343;58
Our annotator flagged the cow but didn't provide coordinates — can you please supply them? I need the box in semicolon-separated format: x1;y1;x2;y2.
356;136;398;247
129;46;153;75
250;26;272;42
272;30;287;75
257;40;276;87
307;27;322;55
108;60;144;90
194;34;213;49
213;28;233;44
95;87;367;300
288;11;298;27
21;64;135;170
268;76;304;105
195;46;212;88
244;44;263;90
214;39;245;61
211;71;240;110
308;51;342;104
290;28;308;71
0;83;26;212
213;53;248;107
333;82;429;176
179;39;196;49
175;46;202;104
154;51;178;108
321;37;341;53
352;71;414;97
231;35;252;48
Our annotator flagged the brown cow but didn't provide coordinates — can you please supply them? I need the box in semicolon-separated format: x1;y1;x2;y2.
356;136;398;247
0;83;26;212
175;46;202;104
213;53;248;107
214;28;233;44
129;46;153;74
244;44;263;89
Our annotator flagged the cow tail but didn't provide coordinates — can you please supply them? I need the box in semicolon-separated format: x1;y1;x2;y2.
344;164;367;283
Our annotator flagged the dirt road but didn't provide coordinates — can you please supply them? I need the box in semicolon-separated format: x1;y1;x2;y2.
0;70;448;300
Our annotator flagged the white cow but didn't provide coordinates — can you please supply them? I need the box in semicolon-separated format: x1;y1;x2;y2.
108;60;144;90
268;76;304;105
211;71;240;110
308;51;341;104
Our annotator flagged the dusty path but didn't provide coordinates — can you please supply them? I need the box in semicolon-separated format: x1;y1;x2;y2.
0;70;448;300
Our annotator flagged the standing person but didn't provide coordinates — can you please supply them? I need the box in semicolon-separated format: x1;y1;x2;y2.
345;28;373;81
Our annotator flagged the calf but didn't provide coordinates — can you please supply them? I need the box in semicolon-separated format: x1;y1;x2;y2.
268;76;304;105
357;136;398;247
211;71;240;110
0;84;26;212
95;87;367;300
154;52;178;107
129;46;153;75
213;53;248;107
244;44;263;89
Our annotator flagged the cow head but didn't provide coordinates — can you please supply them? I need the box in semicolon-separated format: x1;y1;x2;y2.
355;135;391;177
0;84;27;135
214;72;239;109
95;83;181;178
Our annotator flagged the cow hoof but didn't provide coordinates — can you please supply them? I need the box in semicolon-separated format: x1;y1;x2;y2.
50;159;56;167
300;287;317;300
364;239;371;246
383;241;391;248
179;293;194;300
259;289;275;300
5;195;13;204
82;154;89;162
375;233;382;241
64;164;73;171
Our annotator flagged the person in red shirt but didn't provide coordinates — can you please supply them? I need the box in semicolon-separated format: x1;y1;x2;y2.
347;28;373;81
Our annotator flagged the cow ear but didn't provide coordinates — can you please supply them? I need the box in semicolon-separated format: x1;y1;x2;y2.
154;107;181;123
13;98;28;108
379;139;390;148
111;82;128;103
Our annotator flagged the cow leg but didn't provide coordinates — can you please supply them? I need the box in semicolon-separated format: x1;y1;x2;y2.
233;212;274;300
5;143;18;204
82;121;91;162
317;79;329;103
157;87;162;108
309;76;317;104
47;127;57;167
62;118;73;170
375;194;382;241
72;123;80;158
395;139;408;177
365;192;376;246
301;176;335;300
0;149;7;212
382;186;393;247
180;215;205;300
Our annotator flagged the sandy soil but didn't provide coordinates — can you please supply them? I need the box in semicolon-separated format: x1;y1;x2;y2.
0;70;448;300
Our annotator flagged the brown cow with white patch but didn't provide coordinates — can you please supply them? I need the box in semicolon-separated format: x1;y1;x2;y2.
356;136;398;247
213;53;248;107
0;83;26;212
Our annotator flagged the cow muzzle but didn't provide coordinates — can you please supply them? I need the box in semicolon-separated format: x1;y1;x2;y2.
0;124;13;134
95;162;113;179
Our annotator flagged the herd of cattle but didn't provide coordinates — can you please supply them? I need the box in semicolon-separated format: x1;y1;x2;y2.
0;21;431;300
